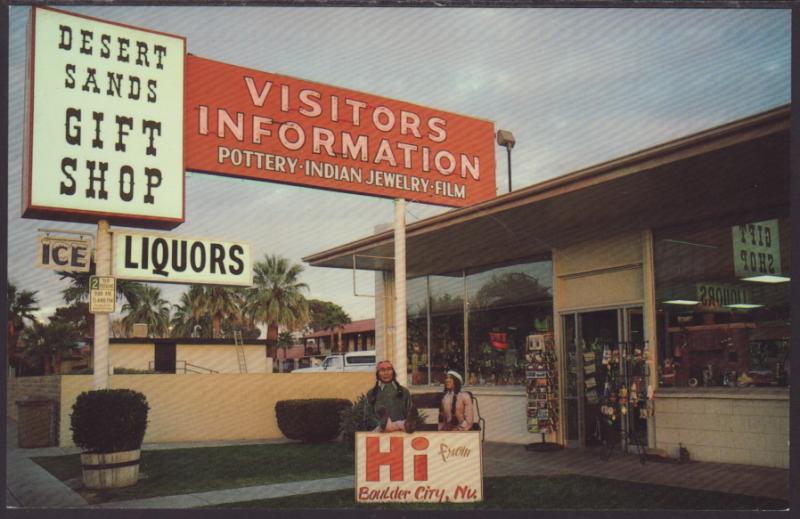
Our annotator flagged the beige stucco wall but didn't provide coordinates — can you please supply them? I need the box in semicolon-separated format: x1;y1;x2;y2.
554;231;645;311
58;372;374;447
557;231;644;276
176;345;267;373
411;388;548;445
110;344;154;372
468;390;541;444
654;390;789;468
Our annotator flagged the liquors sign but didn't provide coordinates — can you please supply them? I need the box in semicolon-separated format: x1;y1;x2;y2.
22;7;185;228
355;432;483;503
112;230;252;286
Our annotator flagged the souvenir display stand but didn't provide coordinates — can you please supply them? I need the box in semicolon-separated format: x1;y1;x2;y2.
524;333;562;452
596;340;651;463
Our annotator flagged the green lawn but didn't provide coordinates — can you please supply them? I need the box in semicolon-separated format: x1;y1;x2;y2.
205;475;788;511
32;442;354;504
33;444;788;510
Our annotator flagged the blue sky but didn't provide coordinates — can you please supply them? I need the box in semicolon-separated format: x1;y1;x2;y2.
6;6;791;324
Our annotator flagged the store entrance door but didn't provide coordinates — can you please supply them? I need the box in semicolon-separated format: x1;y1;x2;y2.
561;307;646;449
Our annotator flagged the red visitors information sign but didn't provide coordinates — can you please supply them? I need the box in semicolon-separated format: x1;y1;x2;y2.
355;431;483;503
184;56;496;207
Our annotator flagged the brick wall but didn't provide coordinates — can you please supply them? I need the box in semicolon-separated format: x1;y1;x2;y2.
654;389;789;468
7;375;63;421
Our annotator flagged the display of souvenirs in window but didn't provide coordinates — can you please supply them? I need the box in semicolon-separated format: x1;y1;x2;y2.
410;344;428;385
525;333;559;435
661;319;790;388
473;327;525;385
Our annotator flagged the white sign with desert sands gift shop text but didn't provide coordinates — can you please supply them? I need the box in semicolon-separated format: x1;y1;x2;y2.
355;431;483;503
22;7;185;228
112;230;252;286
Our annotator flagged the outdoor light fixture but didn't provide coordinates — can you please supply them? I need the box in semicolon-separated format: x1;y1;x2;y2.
726;303;764;309
496;129;516;193
662;300;701;305
741;275;791;283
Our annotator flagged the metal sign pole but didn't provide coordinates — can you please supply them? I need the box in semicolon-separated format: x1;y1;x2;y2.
92;219;111;390
394;199;408;386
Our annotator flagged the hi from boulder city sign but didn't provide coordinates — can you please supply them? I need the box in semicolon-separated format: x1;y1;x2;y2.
112;231;252;286
355;432;482;503
22;7;185;228
37;236;91;272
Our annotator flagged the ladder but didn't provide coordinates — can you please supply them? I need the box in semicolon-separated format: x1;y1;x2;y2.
234;330;247;373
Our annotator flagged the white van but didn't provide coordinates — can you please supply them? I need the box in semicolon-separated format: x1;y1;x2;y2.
292;351;376;373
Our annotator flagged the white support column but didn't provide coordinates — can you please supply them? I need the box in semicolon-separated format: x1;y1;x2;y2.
551;248;566;446
642;229;658;448
394;199;408;386
93;219;111;390
374;270;395;363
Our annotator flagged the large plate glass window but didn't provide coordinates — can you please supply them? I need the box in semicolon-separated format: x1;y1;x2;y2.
653;216;790;389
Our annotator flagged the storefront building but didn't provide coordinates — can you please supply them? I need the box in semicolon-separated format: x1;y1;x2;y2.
304;106;790;468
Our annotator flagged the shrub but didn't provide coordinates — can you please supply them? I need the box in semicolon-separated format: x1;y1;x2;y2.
339;394;371;448
339;394;427;449
70;389;149;453
275;399;351;443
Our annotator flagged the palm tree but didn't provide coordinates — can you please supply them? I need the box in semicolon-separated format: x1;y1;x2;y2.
247;255;309;348
58;261;143;307
7;282;40;374
171;285;210;338
21;320;80;375
121;285;171;338
277;331;296;370
204;286;241;339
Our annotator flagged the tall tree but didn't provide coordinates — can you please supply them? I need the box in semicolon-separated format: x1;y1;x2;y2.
21;320;80;375
307;299;351;352
221;287;261;339
7;282;40;373
247;254;309;347
50;302;92;338
276;330;296;369
170;285;210;338
58;260;143;307
121;285;171;338
204;286;241;339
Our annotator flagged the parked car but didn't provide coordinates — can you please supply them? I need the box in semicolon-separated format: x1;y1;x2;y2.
295;355;326;370
292;351;376;373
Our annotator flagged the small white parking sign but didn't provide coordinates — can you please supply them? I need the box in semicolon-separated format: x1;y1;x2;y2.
89;276;116;314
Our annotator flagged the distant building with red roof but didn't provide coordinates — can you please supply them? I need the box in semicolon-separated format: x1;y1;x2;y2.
301;318;375;355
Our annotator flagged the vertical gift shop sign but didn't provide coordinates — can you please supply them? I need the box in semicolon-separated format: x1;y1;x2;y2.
22;7;185;228
183;56;496;207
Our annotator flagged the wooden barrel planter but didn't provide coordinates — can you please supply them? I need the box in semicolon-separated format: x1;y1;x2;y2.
80;449;141;489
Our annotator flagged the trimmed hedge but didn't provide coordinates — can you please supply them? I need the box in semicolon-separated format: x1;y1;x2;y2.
275;399;352;443
70;389;149;453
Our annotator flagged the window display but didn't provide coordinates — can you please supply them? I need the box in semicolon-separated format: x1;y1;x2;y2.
406;258;553;386
654;216;791;389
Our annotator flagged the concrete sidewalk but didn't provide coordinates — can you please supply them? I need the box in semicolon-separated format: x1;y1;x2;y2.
7;420;88;508
6;418;789;509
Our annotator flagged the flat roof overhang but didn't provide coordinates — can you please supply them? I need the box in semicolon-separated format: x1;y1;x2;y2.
303;106;790;277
